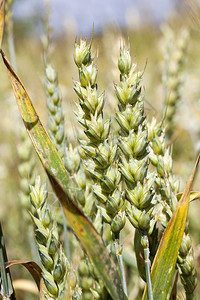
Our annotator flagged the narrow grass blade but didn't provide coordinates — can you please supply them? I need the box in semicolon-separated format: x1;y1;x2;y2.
176;191;200;202
142;155;200;300
5;260;45;300
0;0;5;48
0;50;125;300
134;230;146;281
0;223;15;299
169;271;178;300
5;261;42;290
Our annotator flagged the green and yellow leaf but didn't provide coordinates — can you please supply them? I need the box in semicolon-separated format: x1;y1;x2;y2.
142;155;200;300
177;191;200;202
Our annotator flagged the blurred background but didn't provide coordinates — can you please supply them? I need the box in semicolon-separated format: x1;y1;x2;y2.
12;0;177;35
1;0;200;299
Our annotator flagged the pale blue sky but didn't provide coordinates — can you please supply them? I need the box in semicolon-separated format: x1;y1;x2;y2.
13;0;177;34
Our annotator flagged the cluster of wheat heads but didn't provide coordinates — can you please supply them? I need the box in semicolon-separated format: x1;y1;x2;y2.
0;2;199;300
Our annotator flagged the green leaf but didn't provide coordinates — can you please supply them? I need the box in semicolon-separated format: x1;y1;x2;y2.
169;271;178;300
176;191;200;202
142;155;200;300
134;229;146;281
0;50;125;300
0;223;14;299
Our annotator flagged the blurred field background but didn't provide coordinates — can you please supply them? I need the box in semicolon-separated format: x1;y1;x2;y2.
1;0;200;298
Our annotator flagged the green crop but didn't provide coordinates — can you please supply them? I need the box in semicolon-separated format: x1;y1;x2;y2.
0;1;199;300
